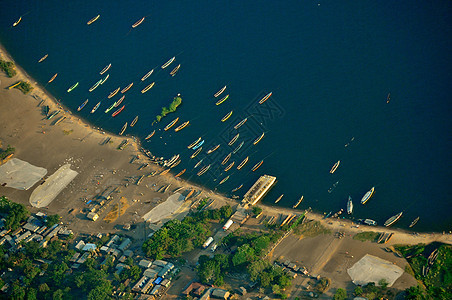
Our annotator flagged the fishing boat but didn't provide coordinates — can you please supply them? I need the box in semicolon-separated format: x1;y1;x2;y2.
175;169;186;177
219;175;230;185
192;140;204;150
141;69;154;81
330;160;340;174
89;79;102;92
275;194;284;203
360;187;375;204
100;63;111;75
163;184;171;193
38;54;48;63
214;85;227;97
207;144;220;154
161;56;175;69
48;73;58;83
197;164;211;176
185;189;195;199
188;137;202;149
145;130;156;140
221;153;232;165
159;168;171;176
90;101;101;113
409;217;420;228
105;102;117;113
237;156;249;170
293;196;304;209
47;110;60;120
119;122;127;135
108;87;120;98
130;116;139;127
13;17;22;27
77;99;88;111
221;110;233;122
386;93;391;104
164;117;179;131
87;15;100;25
191;147;202;159
231;184;243;193
233;141;244;154
175;121;189;132
54;116;66;125
100;74;109;84
224;161;235;172
114;95;125;107
67;82;79;93
194;158;204;169
252;160;263;172
228;133;239;146
165;154;180;167
121;82;133;93
259;92;273;104
215;94;229;105
234;118;248;129
347;196;353;214
363;219;377;226
112;105;125;117
132;17;145;28
141;82;155;93
253;132;265;145
384;212;403;227
170;64;181;76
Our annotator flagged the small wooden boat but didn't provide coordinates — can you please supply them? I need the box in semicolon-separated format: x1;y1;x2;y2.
170;64;181;76
13;17;22;27
100;63;111;75
48;73;58;83
141;69;154;81
87;15;100;25
214;85;227;98
132;17;145;28
38;54;48;63
145;130;156;140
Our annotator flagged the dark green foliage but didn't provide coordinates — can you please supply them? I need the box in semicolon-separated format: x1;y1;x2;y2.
0;145;15;160
333;288;347;300
0;196;29;231
252;206;262;215
46;214;60;227
15;81;33;94
198;254;230;286
0;59;16;77
155;95;182;122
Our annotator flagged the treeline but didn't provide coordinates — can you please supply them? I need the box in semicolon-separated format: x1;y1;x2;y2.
198;230;292;298
155;95;182;122
142;205;233;259
0;196;28;231
0;59;16;77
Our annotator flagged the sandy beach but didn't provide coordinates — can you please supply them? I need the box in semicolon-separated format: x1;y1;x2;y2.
1;43;451;298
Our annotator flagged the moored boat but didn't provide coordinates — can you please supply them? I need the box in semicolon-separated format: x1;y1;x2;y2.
232;141;244;154
347;196;353;214
112;105;125;117
191;147;203;159
207;144;220;154
360;187;375;204
194;158;204;169
215;94;229;105
170;64;181;76
161;56;175;69
259;92;272;104
234;117;247;129
363;219;377;226
253;132;265;145
130;116;139;127
54;116;66;125
114;95;125;107
77;99;88;111
48;73;58;83
330;160;340;174
174;121;189;132
119;122;127;135
175;169;186;177
38;54;48;63
121;82;133;93
192;140;204;150
100;63;111;75
87;15;100;25
141;82;155;93
219;175;230;185
89;79;102;92
13;17;22;27
228;133;239;146
221;153;232;165
132;17;145;28
47;110;60;120
251;160;263;172
224;161;235;172
90;101;101;113
275;194;284;203
214;85;227;97
221;110;233;122
237;156;249;170
384;212;403;227
105;101;117;113
293;196;304;208
100;74;109;84
197;164;211;176
159;168;171;176
108;87;120;98
164;117;179;131
67;82;79;93
188;137;202;149
409;217;420;228
145;130;156;140
141;69;154;81
231;184;243;193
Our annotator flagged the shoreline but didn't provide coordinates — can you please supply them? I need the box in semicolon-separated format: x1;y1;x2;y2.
0;42;450;245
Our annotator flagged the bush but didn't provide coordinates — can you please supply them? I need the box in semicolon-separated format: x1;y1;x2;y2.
333;288;347;300
155;95;182;122
0;59;16;77
15;81;33;94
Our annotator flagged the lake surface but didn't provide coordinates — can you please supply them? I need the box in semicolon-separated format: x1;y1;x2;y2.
1;0;451;231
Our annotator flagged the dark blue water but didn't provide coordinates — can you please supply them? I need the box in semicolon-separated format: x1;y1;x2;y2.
1;0;451;232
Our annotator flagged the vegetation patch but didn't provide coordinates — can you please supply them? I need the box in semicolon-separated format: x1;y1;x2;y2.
293;220;330;237
353;231;379;242
62;129;73;135
315;276;331;293
0;59;16;77
0;144;15;161
155;94;182;123
14;81;33;94
0;196;29;231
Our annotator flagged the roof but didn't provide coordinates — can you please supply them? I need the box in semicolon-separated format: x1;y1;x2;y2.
211;288;230;299
82;243;97;252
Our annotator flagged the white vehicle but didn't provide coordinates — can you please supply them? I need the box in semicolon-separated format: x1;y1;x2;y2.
223;219;233;231
203;237;214;249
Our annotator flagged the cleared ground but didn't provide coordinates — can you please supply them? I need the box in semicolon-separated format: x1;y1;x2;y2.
142;192;186;224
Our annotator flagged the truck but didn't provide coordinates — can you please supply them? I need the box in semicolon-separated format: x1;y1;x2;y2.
223;219;233;231
203;237;214;249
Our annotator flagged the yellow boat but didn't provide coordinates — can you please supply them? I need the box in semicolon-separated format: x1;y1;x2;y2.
164;117;179;131
141;82;155;93
175;121;189;132
87;15;100;25
221;110;233;122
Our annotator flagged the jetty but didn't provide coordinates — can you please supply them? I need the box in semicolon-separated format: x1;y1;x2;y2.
241;175;277;206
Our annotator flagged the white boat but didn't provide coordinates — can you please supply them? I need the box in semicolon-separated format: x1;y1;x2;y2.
347;196;353;214
161;56;175;69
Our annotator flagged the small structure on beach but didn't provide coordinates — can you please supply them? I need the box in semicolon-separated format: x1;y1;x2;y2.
87;212;99;221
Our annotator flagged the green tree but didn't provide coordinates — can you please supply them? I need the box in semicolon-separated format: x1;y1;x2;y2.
38;283;50;293
248;260;269;281
354;286;363;296
26;288;37;300
232;244;256;266
46;214;60;227
10;281;26;300
333;288;347;300
405;285;425;300
219;205;233;219
53;289;64;300
378;278;389;289
252;206;263;215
